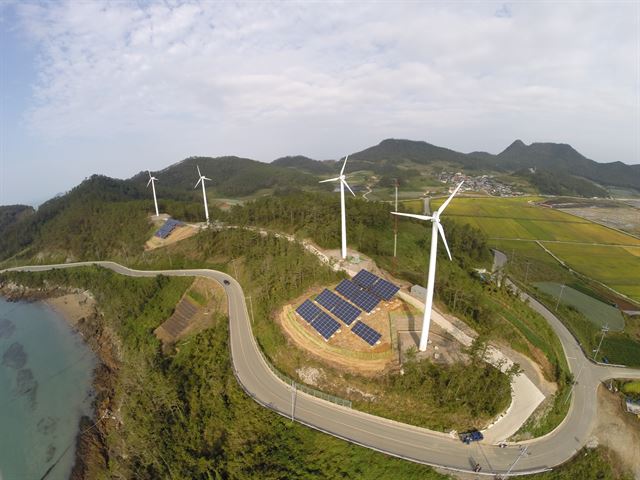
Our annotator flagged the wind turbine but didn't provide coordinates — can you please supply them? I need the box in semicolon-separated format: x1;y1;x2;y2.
320;155;355;260
194;165;211;223
392;181;464;352
147;171;159;217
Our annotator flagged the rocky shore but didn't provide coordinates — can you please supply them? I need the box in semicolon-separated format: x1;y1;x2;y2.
0;281;118;480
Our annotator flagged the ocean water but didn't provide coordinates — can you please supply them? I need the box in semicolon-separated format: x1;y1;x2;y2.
0;298;96;480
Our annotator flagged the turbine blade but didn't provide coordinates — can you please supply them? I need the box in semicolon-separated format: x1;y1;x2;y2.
340;155;349;176
148;170;152;179
343;178;355;196
194;178;202;189
438;181;464;214
147;178;152;187
203;176;212;181
319;177;340;183
391;212;434;222
197;165;202;177
437;222;452;261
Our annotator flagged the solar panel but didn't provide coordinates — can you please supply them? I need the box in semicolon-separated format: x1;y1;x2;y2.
336;280;380;313
316;289;361;326
353;269;380;288
295;299;322;323
370;279;400;301
352;321;382;346
310;312;341;340
316;289;340;311
154;218;183;239
353;290;380;313
336;279;361;299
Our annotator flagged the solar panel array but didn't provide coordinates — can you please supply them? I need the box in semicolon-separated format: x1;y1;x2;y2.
335;279;380;313
352;269;379;288
155;218;182;239
352;269;400;301
371;279;400;301
295;299;322;323
311;312;341;340
352;321;382;346
316;289;361;326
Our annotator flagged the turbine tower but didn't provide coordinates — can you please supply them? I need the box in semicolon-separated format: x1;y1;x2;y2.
194;165;211;223
147;171;159;217
392;181;464;351
320;155;355;260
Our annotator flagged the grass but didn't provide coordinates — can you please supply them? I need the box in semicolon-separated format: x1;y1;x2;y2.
529;447;633;480
534;282;625;331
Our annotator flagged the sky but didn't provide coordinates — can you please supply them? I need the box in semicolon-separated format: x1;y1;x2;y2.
0;1;639;206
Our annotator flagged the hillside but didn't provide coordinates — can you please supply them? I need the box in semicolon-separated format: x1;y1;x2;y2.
131;156;318;197
0;205;34;232
272;139;639;195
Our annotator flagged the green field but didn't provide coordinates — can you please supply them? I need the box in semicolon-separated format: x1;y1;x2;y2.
534;282;625;331
542;244;640;303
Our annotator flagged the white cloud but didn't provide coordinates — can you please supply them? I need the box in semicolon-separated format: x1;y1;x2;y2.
10;0;640;173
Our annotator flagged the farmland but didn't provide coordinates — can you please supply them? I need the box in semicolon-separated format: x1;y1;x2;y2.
429;196;640;304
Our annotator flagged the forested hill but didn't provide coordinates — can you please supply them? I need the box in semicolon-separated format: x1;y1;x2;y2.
131;156;318;197
0;205;34;232
271;138;640;192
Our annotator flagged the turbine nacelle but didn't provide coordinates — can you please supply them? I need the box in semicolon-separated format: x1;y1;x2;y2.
147;171;158;187
318;156;355;196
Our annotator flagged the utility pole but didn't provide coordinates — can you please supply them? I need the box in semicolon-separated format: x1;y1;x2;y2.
555;284;566;311
501;445;529;479
593;325;610;362
291;382;297;422
393;179;398;276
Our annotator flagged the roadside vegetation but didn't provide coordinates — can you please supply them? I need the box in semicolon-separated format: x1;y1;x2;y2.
529;447;633;480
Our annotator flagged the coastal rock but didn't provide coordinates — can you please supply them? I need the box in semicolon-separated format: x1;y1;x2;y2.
2;342;27;369
0;318;16;338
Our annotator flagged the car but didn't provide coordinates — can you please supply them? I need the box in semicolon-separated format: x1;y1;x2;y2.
223;279;230;285
460;431;483;444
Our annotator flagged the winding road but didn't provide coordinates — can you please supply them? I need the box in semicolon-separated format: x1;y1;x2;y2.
3;260;639;477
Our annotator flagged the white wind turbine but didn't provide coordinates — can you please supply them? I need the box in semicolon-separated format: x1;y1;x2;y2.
392;181;464;352
194;165;211;223
320;155;355;260
147;171;159;217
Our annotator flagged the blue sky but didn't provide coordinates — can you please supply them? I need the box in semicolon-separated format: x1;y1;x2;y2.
1;1;639;206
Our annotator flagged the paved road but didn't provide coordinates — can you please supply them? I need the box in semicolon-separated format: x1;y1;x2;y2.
3;260;640;477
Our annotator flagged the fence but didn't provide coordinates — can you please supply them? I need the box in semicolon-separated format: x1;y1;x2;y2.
260;351;352;409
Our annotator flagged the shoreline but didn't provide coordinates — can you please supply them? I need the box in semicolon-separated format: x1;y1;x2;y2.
0;284;115;480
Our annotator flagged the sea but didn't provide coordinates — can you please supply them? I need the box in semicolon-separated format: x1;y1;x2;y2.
0;298;96;480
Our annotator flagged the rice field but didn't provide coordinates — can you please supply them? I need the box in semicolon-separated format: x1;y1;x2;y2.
542;244;640;303
428;196;640;303
534;282;625;331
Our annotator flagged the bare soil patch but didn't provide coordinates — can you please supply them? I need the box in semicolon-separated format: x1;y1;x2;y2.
145;224;199;251
592;384;640;478
45;292;96;327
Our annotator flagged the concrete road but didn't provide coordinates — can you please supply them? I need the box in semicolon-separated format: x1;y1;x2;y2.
3;260;640;476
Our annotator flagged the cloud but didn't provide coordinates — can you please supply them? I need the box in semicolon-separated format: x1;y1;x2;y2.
10;0;640;167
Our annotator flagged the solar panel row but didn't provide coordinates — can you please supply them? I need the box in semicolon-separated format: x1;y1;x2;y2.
315;289;361;326
352;269;400;301
155;218;182;239
352;321;382;346
336;279;380;313
310;312;341;340
295;299;322;323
